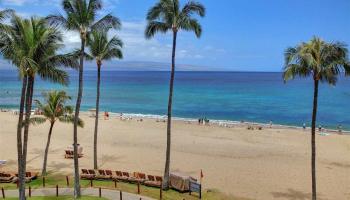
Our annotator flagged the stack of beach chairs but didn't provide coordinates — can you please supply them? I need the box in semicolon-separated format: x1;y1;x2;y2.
0;171;38;183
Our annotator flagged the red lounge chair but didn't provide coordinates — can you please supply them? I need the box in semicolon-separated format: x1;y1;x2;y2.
96;170;111;180
65;150;83;159
114;171;129;182
129;172;146;183
105;170;113;176
80;169;94;180
144;175;162;188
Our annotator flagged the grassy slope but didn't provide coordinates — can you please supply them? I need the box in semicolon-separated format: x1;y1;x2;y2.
4;196;107;200
0;174;244;200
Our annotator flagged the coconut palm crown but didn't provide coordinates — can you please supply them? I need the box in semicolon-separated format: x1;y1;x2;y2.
145;0;205;38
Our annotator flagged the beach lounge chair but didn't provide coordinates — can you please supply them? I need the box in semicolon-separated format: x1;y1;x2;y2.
105;170;113;176
144;175;162;188
64;150;74;159
128;172;147;183
65;150;83;159
96;170;112;180
88;169;96;178
0;172;14;183
80;169;94;180
112;171;125;181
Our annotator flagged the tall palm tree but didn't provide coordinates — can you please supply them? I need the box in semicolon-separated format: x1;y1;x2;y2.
0;15;77;200
46;0;121;197
283;37;350;200
32;91;84;175
87;30;123;169
145;0;205;189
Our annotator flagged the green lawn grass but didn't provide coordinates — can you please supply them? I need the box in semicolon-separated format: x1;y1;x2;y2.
4;196;107;200
0;174;241;200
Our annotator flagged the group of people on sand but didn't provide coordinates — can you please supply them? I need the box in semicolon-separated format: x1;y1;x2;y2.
198;117;209;125
301;122;343;133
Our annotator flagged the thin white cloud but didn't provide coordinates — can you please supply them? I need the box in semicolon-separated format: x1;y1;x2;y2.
2;0;29;6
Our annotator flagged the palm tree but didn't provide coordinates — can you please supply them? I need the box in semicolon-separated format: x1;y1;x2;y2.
145;0;205;189
283;37;350;200
87;30;123;169
32;91;84;175
0;15;77;200
46;0;121;197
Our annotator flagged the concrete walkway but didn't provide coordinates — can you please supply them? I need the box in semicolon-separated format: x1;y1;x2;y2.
3;187;155;200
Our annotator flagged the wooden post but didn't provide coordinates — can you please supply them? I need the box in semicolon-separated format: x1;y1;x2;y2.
189;181;192;195
114;180;117;188
66;176;69;187
29;186;31;197
1;187;5;198
160;180;163;200
119;190;123;200
137;181;140;194
43;177;46;187
56;185;58;197
99;187;101;198
90;179;93;187
199;184;202;199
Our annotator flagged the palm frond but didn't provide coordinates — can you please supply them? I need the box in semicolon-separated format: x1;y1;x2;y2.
38;67;69;85
178;18;202;37
145;21;170;39
91;14;121;31
181;1;205;17
46;14;68;29
23;117;47;127
58;115;84;127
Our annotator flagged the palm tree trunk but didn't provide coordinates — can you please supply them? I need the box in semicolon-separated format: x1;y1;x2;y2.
311;79;319;200
93;63;101;169
19;76;35;200
73;37;85;198
42;122;54;176
163;30;177;190
17;75;27;200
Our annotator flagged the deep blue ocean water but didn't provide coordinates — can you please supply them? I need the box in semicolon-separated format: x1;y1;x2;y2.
1;69;350;129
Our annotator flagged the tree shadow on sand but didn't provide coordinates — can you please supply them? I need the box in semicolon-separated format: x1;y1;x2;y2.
27;148;60;165
271;189;325;200
99;154;125;168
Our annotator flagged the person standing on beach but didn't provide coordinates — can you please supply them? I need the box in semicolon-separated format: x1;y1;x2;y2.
338;124;342;133
303;123;306;130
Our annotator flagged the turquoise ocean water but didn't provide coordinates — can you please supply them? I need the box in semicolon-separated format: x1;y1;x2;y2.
1;69;350;129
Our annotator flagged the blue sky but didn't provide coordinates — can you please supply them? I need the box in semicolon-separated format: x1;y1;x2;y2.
0;0;349;71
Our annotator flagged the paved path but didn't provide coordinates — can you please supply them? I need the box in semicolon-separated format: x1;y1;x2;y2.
3;187;155;200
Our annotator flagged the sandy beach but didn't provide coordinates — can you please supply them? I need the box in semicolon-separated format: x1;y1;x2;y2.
0;111;349;199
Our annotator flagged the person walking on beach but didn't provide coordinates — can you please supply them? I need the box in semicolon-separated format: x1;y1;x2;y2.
303;123;306;130
269;121;273;128
338;124;342;133
318;125;322;132
104;111;109;120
